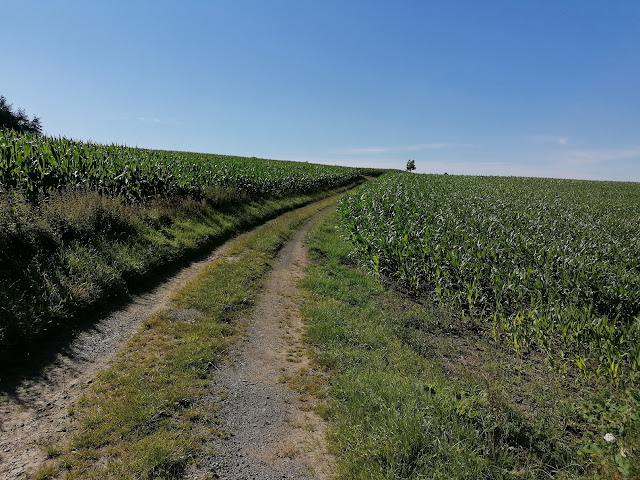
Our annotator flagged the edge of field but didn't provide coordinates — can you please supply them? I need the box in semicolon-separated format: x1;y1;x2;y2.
298;209;639;479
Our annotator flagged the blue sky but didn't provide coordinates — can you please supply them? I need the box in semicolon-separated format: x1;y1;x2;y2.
3;1;640;181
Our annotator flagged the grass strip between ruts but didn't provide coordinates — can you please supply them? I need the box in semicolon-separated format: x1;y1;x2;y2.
35;193;344;480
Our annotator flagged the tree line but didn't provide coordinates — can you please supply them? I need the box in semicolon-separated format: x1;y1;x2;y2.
0;95;42;134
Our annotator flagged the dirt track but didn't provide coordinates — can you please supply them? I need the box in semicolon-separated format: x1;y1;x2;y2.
188;209;333;479
0;204;332;479
0;244;243;478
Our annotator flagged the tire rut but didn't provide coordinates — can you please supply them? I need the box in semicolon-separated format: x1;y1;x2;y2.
0;206;323;479
189;209;333;479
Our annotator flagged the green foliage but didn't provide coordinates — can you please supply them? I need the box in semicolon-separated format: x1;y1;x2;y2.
0;129;369;202
0;129;372;348
339;173;640;382
406;159;416;172
0;181;361;349
302;213;595;479
0;95;42;134
0;190;143;345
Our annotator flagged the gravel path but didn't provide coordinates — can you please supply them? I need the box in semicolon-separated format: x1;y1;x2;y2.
189;210;333;479
0;245;244;479
0;204;334;479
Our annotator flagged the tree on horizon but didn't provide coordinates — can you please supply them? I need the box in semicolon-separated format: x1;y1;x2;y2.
406;159;416;172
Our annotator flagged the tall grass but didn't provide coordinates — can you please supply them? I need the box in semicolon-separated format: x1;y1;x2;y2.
0;180;364;350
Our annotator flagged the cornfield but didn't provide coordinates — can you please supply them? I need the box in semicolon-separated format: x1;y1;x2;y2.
340;173;640;382
0;129;367;202
0;128;379;347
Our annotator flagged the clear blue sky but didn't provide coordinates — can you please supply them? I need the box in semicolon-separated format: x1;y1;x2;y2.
3;1;640;181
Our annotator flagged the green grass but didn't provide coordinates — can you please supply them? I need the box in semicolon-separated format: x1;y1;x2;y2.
36;192;345;479
301;211;639;479
0;180;364;350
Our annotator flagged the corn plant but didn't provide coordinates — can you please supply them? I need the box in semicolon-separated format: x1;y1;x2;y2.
0;129;372;203
339;172;640;383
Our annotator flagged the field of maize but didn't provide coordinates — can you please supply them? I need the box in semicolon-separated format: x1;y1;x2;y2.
339;172;640;382
0;129;366;202
0;129;375;348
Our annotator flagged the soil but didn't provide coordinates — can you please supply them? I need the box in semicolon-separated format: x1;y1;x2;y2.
0;206;333;479
188;210;333;479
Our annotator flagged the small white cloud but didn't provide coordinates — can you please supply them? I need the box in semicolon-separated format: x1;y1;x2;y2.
131;114;182;126
345;146;393;154
407;143;450;151
527;135;569;146
338;143;468;155
560;147;640;165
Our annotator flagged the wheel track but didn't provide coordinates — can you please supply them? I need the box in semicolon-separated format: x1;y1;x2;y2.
189;208;334;479
0;200;333;479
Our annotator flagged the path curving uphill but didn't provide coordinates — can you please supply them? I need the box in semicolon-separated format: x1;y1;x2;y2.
0;201;335;479
190;209;334;479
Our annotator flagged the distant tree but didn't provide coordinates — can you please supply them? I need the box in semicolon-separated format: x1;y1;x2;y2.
0;95;42;134
406;159;416;172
